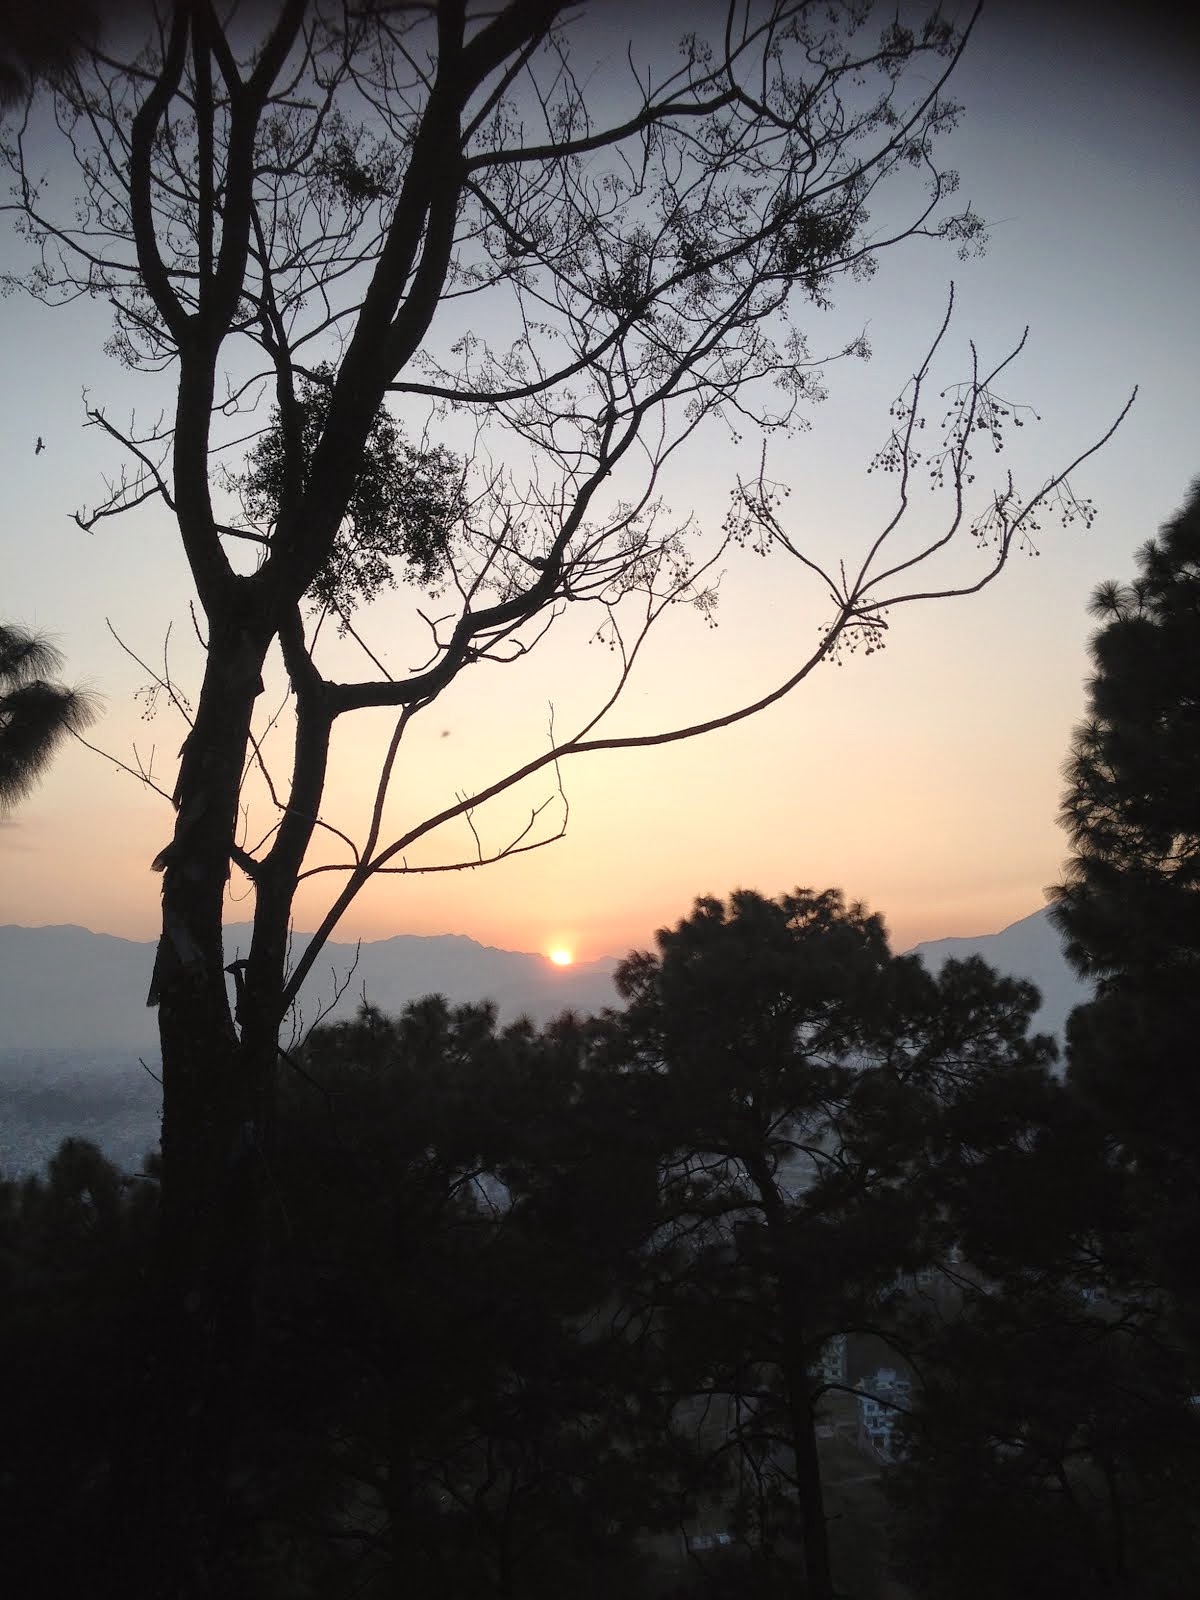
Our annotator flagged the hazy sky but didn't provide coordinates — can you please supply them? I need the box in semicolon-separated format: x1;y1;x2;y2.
1;0;1197;966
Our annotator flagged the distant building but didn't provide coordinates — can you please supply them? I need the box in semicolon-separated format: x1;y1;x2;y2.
856;1367;911;1462
814;1334;847;1387
687;1532;734;1552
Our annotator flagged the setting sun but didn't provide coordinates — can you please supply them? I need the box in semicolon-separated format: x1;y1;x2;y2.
548;947;574;968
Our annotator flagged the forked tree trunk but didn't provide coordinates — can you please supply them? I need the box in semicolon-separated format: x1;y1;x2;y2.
144;621;283;1593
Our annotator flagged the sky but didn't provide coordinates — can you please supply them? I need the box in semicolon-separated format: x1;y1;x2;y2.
1;0;1197;968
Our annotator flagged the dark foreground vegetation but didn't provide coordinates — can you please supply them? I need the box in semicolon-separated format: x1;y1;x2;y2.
4;875;1199;1599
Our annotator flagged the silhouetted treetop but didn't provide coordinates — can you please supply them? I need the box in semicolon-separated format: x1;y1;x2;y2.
1052;478;1200;983
0;623;97;812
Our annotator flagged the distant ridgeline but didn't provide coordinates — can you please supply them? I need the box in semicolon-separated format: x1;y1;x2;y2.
0;910;1087;1175
906;906;1091;1045
0;924;619;1176
0;923;622;1050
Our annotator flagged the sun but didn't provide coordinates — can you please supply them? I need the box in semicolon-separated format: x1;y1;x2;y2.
548;946;574;967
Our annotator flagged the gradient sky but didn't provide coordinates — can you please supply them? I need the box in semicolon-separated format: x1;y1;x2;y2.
1;0;1197;968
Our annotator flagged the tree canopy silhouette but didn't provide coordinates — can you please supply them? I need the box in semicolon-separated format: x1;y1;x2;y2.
8;882;1197;1596
0;623;97;811
1052;480;1200;983
1051;478;1200;1347
0;0;99;108
606;887;1067;1599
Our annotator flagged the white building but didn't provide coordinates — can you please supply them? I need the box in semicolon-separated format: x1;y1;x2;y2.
855;1367;911;1462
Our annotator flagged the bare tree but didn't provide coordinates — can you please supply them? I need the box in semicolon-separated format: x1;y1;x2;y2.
0;1;1131;1586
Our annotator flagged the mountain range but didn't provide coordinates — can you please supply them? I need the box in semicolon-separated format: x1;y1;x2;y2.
0;908;1090;1176
0;922;622;1051
908;906;1089;1045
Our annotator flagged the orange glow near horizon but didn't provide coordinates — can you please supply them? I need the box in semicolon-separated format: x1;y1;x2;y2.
1;7;1195;975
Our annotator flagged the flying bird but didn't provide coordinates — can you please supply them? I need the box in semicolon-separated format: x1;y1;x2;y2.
35;437;44;455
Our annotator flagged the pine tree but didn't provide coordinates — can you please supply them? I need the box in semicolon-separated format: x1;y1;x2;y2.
0;623;96;811
1052;480;1200;982
610;890;1064;1600
1050;479;1200;1342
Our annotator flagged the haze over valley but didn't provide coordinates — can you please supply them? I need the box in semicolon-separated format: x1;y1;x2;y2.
0;906;1089;1177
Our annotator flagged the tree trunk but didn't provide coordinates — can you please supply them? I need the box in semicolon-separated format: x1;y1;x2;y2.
777;1279;834;1600
745;1150;835;1600
145;620;277;1594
